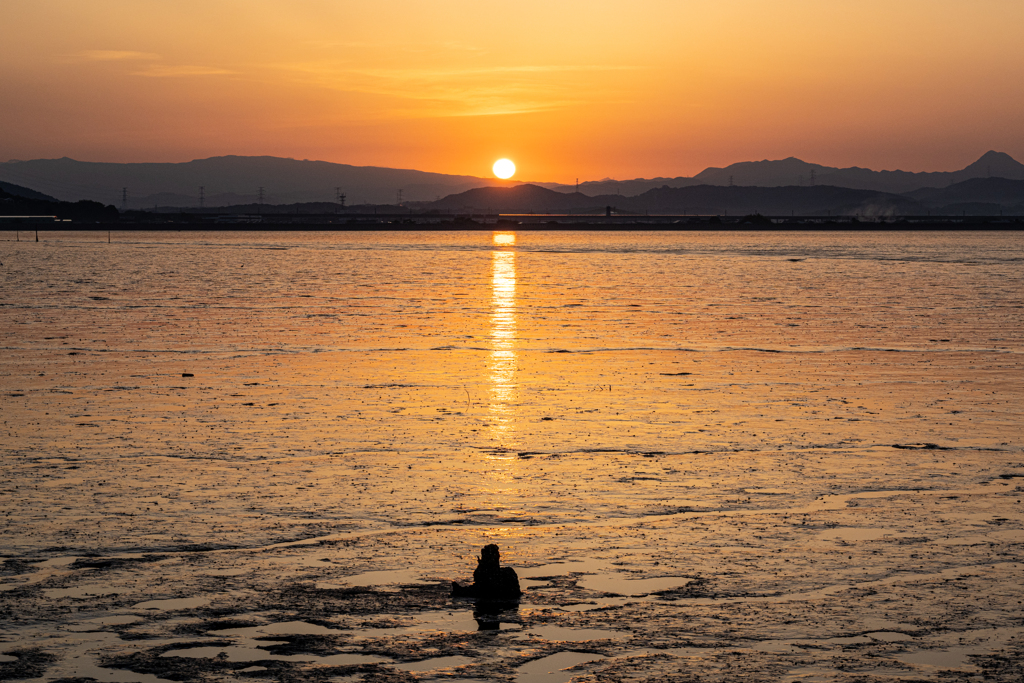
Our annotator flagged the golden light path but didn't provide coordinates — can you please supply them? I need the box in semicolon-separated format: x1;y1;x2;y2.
488;232;517;448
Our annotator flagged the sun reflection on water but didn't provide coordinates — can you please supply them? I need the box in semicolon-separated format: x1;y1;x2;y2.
488;233;517;448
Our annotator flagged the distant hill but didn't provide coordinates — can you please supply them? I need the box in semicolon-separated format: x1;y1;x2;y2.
906;177;1024;207
535;176;692;198
543;151;1024;196
0;156;519;208
624;185;920;216
426;183;924;217
426;184;598;213
0;180;55;201
0;186;119;221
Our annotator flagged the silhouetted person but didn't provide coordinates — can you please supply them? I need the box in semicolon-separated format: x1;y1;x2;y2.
451;544;522;602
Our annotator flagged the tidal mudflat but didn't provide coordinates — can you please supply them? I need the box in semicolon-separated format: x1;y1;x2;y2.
1;230;1022;682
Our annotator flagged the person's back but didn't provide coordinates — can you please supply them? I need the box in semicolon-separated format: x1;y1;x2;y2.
453;544;522;601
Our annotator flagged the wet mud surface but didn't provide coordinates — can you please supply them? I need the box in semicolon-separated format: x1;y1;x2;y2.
2;489;1023;682
2;231;1023;681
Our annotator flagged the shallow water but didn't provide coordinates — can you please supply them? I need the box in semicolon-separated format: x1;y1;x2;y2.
1;230;1022;681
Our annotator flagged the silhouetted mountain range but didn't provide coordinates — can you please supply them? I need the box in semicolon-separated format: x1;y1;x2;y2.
906;177;1024;207
2;152;1023;216
424;184;909;216
0;156;518;208
425;176;1024;216
541;151;1024;196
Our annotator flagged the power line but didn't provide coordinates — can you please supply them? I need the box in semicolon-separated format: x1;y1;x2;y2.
199;186;205;210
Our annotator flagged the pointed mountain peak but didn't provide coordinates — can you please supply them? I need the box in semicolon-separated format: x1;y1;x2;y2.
962;151;1024;178
976;150;1015;161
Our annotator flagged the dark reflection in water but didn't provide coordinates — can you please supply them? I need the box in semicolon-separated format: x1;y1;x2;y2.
474;601;520;631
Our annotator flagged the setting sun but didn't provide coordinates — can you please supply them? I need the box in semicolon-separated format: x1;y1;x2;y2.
493;158;516;179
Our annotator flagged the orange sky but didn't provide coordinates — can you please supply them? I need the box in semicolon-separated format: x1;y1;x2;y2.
2;0;1023;182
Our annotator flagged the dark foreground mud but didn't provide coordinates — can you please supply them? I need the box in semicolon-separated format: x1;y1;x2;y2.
3;470;1023;683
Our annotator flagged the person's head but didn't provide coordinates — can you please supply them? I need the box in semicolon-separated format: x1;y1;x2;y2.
481;544;500;563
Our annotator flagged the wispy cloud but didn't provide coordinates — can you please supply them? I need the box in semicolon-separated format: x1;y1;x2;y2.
76;50;161;62
274;62;637;117
71;50;233;78
351;64;637;79
131;65;237;78
305;39;485;55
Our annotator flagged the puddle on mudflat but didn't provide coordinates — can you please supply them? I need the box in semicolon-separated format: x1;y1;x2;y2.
518;625;630;642
41;651;179;683
322;568;431;587
827;635;873;645
0;655;17;663
298;652;395;666
202;568;248;576
577;574;692;596
785;665;912;681
897;649;978;669
133;596;210;610
66;615;145;631
78;667;177;683
557;597;633;612
748;640;804;653
662;647;716;658
516;651;608;683
352;609;520;637
936;529;1024;546
866;631;914;642
211;620;343;637
394;655;475;671
45;584;130;599
817;527;895;542
860;617;918;632
161;646;283;662
521;559;691;596
160;646;388;666
37;557;81;569
520;559;610;578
